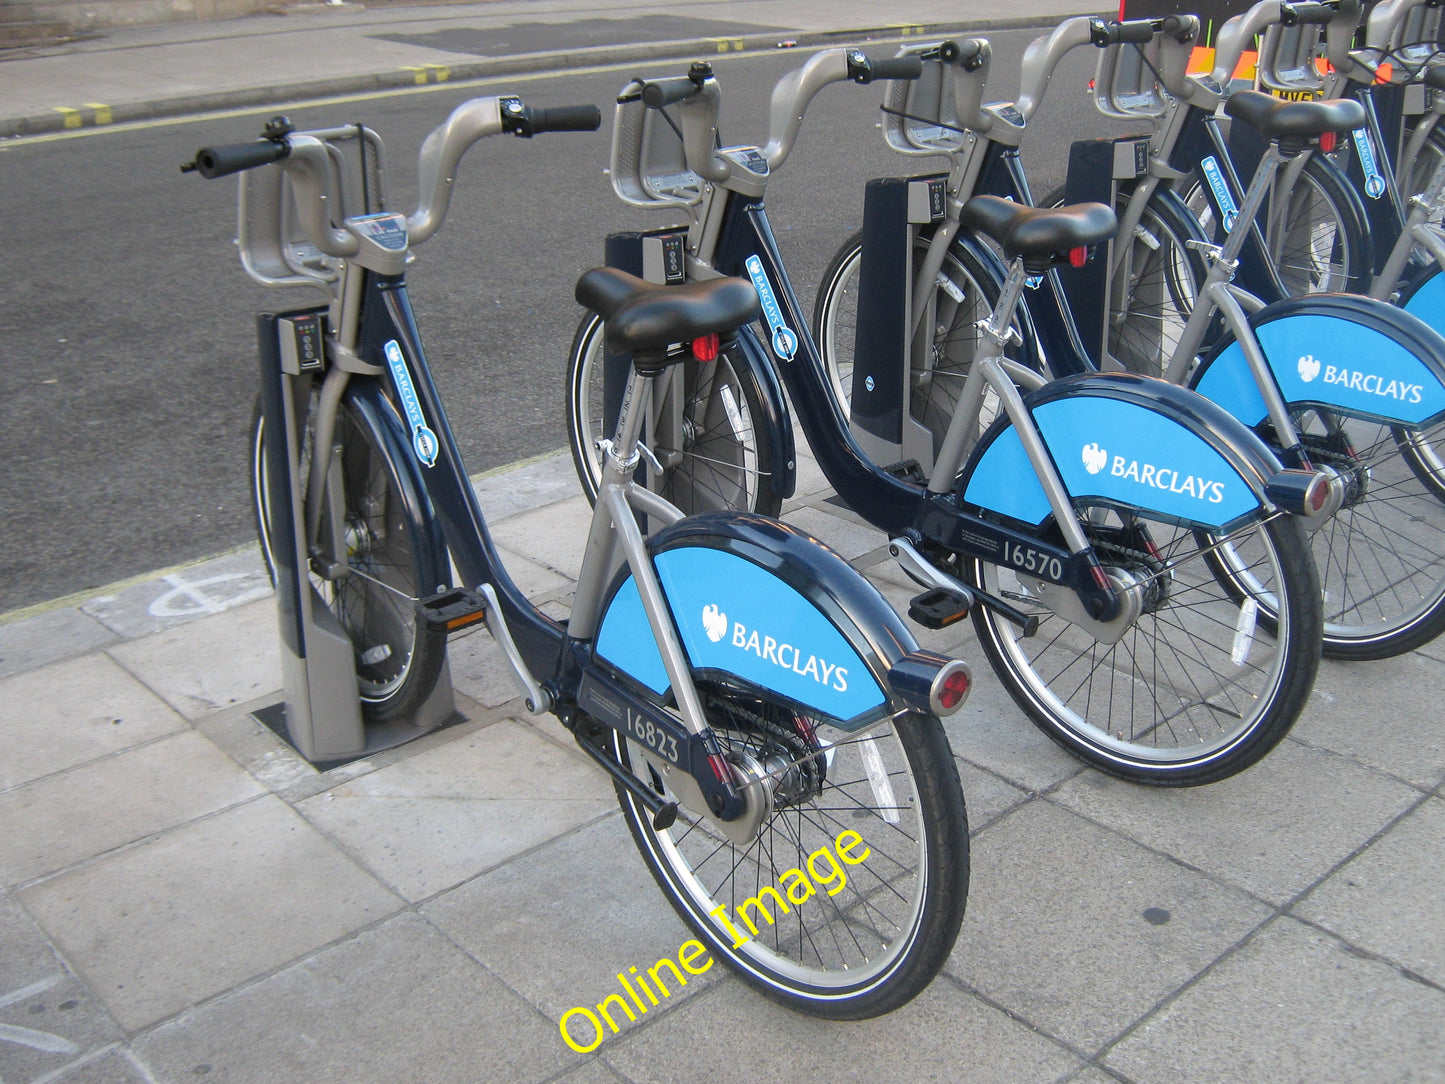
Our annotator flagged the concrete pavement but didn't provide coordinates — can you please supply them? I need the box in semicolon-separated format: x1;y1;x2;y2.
2;3;1443;1082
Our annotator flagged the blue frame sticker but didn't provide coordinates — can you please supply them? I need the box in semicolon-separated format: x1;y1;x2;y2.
383;339;440;468
745;254;799;361
1352;128;1386;200
1201;156;1239;233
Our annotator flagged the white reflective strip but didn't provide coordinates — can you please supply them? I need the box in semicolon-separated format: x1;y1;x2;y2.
1231;598;1259;666
858;734;900;824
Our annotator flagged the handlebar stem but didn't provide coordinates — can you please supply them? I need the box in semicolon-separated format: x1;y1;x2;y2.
407;96;505;245
761;48;855;170
1015;17;1099;124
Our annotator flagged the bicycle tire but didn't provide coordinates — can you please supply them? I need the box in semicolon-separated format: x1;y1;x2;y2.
250;393;447;721
1040;184;1210;379
609;687;968;1018
565;313;783;516
962;503;1321;786
811;228;1031;470
1290;403;1445;658
1183;154;1369;296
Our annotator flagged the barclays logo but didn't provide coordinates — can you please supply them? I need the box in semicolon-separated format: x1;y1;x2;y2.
1299;354;1321;382
1082;442;1108;475
701;604;728;643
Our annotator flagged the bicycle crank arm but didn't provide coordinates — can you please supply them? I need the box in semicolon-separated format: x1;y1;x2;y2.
417;583;552;714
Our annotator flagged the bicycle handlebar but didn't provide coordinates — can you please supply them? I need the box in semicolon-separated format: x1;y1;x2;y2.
1091;17;1157;45
863;55;925;82
185;137;290;179
182;95;599;259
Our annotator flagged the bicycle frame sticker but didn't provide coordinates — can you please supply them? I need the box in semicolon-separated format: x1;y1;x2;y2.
1351;128;1386;200
383;339;440;467
962;396;1261;529
1200;156;1239;232
744;254;799;361
596;548;885;723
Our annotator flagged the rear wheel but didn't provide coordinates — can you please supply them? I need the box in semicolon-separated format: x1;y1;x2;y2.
964;505;1321;785
250;394;446;721
565;313;782;515
612;685;968;1018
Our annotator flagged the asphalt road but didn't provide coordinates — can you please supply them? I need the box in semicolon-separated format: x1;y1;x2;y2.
0;31;1120;613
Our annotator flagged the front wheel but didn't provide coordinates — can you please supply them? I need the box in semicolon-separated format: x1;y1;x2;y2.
811;228;1031;471
612;689;968;1018
250;394;446;722
966;507;1322;786
565;313;782;516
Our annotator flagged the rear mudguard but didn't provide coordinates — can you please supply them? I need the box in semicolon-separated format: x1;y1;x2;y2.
1398;263;1445;345
593;511;916;730
959;373;1290;532
1191;293;1445;430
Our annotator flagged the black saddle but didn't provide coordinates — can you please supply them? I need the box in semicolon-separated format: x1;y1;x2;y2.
1225;89;1365;141
575;268;761;357
960;195;1117;270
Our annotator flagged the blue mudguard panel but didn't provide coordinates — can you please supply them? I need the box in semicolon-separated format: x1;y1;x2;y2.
1193;294;1445;429
1401;266;1445;343
595;513;907;728
961;373;1274;531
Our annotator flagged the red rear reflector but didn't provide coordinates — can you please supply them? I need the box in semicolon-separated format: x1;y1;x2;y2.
1069;246;1088;268
936;669;970;711
1319;131;1337;152
1308;475;1329;513
708;752;733;784
1091;563;1111;590
692;333;720;362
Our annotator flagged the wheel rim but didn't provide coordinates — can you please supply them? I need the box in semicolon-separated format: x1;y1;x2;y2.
621;699;932;997
1297;410;1445;646
973;509;1296;770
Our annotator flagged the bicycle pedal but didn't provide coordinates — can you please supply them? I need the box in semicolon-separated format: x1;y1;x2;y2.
884;459;929;485
909;587;971;629
417;587;489;633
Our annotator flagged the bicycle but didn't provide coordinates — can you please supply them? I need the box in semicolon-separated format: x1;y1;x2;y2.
812;26;1445;660
567;48;1334;787
181;94;973;1019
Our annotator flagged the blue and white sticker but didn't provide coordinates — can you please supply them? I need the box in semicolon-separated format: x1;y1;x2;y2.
1352;128;1387;199
1200;156;1239;233
383;339;440;468
744;254;799;361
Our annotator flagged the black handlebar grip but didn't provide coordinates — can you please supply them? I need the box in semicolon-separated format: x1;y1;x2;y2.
530;104;603;133
1283;1;1341;24
867;55;926;82
1092;18;1157;46
187;139;288;179
641;76;704;108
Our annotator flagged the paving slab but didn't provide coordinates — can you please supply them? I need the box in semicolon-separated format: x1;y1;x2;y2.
0;653;188;791
0;607;117;681
104;597;280;721
422;815;724;1026
1103;916;1445;1083
1296;794;1445;988
1049;739;1423;906
945;799;1274;1054
601;970;1083;1083
131;912;576;1084
36;1046;155;1083
79;548;272;641
0;729;266;885
489;494;594;581
0;895;124;1084
1294;651;1445;790
295;718;614;900
17;796;402;1031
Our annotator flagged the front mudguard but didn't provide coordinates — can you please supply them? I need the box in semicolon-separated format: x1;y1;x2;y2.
1191;293;1445;431
734;324;797;498
593;511;920;730
958;372;1293;533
